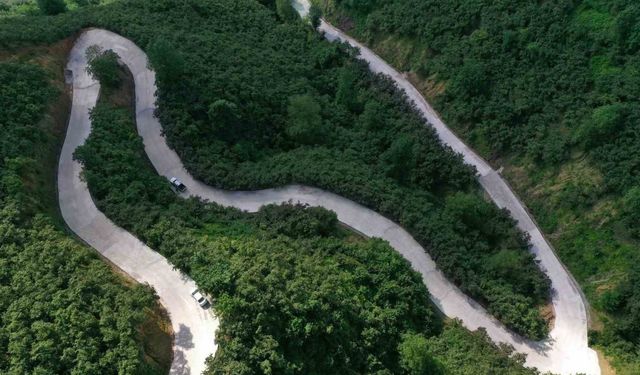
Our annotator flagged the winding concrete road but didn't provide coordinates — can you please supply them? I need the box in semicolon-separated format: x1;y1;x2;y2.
293;1;600;374
59;30;218;375
58;7;600;374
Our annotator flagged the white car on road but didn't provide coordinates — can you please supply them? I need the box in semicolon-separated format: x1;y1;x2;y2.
170;177;187;192
191;289;209;308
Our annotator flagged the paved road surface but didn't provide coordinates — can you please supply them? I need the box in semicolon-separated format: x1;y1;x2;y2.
59;13;600;375
292;1;600;374
58;30;218;375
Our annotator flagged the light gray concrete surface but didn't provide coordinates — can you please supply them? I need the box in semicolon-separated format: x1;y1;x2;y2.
293;1;600;374
58;16;600;375
58;30;218;375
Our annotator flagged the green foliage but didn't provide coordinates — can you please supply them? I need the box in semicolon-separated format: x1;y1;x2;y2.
621;187;640;238
358;100;385;131
146;37;185;84
609;265;640;347
451;59;489;97
335;66;360;111
591;263;640;372
0;214;159;375
0;0;549;346
96;0;545;338
86;46;121;89
426;322;535;374
286;94;325;145
76;100;441;375
75;84;540;373
576;103;628;147
308;4;322;29
398;333;443;375
0;61;162;374
327;0;640;367
275;0;296;22
380;135;415;183
326;0;640;192
341;0;378;14
254;202;339;238
207;99;243;143
616;5;640;53
36;0;66;15
0;63;53;204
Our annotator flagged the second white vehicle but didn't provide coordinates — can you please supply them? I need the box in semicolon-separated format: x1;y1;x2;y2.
170;177;187;192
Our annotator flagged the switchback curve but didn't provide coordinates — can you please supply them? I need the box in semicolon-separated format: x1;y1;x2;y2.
58;13;599;375
59;31;218;375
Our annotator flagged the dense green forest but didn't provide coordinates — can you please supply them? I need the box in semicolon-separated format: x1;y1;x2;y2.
315;0;640;372
151;0;550;338
73;61;539;373
0;0;552;339
151;0;551;339
0;57;168;373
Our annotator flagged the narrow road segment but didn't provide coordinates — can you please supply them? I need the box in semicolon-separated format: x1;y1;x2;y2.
293;1;600;373
58;30;218;375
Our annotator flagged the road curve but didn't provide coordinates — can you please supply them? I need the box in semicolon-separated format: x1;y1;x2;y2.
59;17;599;375
58;30;218;375
293;1;600;374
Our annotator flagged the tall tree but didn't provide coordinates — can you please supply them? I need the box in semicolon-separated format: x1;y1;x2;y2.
86;47;121;89
208;99;240;140
309;4;322;29
286;94;325;145
399;333;442;375
147;38;185;84
276;0;297;22
336;66;359;112
381;135;415;183
36;0;66;15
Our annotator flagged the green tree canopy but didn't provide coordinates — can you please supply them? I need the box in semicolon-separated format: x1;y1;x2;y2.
621;187;640;237
399;333;443;375
36;0;66;15
336;66;360;112
308;4;322;29
286;94;325;145
381;135;415;183
276;0;297;21
86;46;121;89
208;99;240;140
147;37;185;84
577;103;628;147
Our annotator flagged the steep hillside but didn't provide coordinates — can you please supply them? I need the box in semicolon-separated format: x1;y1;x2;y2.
316;0;640;372
74;48;539;373
0;42;170;374
0;0;553;339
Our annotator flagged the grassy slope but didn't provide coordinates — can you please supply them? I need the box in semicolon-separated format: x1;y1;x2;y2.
317;0;640;372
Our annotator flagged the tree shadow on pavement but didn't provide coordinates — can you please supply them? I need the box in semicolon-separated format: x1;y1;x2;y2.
170;349;191;375
175;324;194;349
